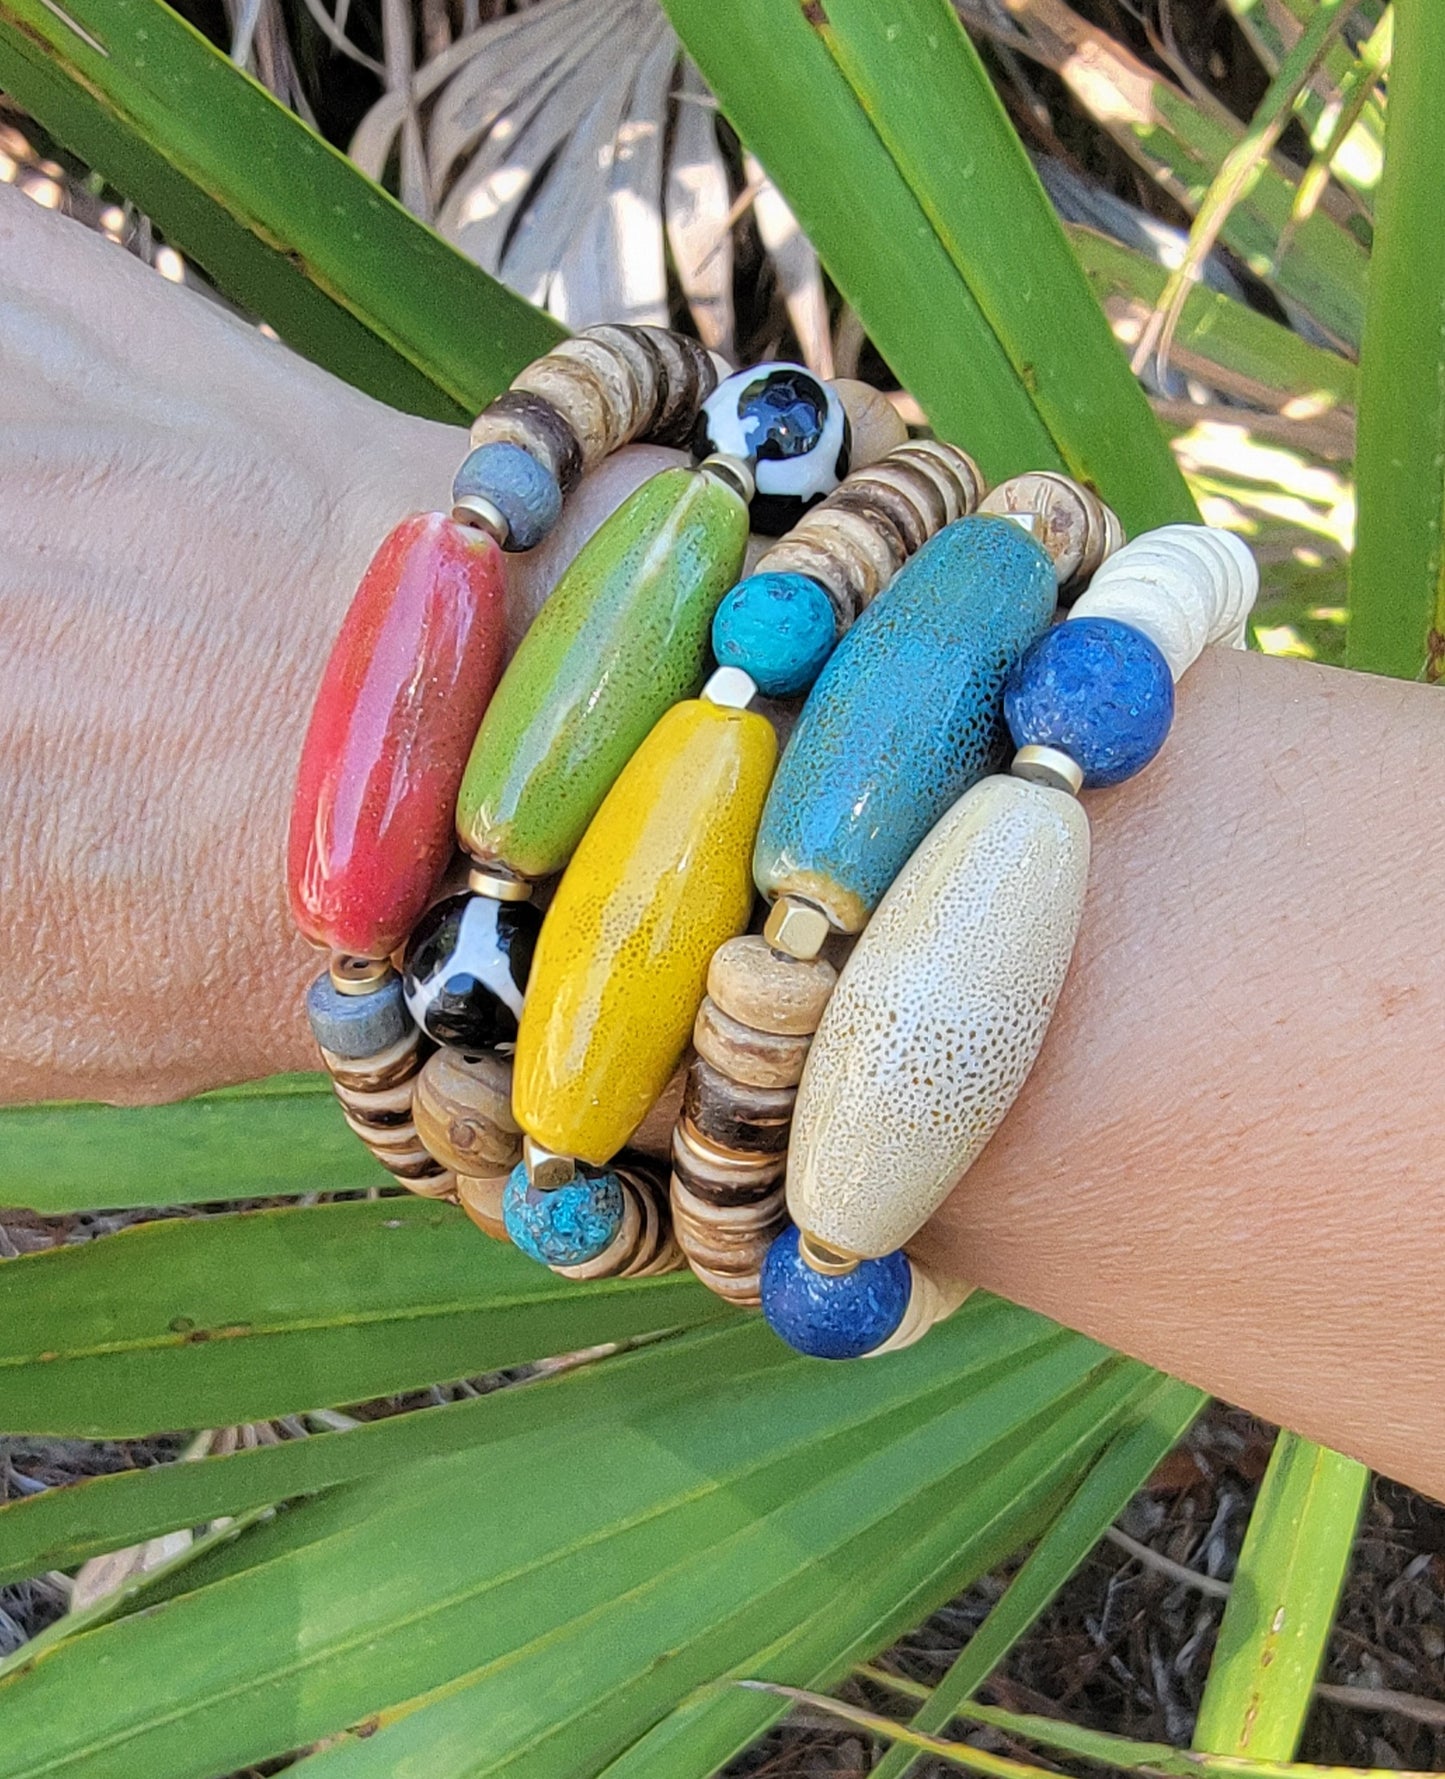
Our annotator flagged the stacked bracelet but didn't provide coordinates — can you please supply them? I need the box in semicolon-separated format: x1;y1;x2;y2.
288;325;1257;1364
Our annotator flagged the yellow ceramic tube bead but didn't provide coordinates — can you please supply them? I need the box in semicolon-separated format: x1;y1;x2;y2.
514;698;777;1166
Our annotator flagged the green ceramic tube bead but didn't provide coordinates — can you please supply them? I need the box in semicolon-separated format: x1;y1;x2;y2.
456;466;749;879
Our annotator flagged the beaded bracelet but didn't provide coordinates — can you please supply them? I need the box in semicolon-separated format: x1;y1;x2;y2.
288;326;1257;1364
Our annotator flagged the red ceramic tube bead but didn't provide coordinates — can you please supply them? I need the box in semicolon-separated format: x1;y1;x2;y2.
289;513;507;958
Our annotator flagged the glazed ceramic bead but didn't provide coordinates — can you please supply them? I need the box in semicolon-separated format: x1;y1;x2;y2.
754;515;1057;934
832;378;909;468
693;999;811;1089
451;443;562;552
759;1224;910;1359
288;514;507;958
469;390;584;494
304;969;410;1059
554;1161;683;1279
456;465;749;880
503;1165;624;1265
513;696;776;1165
401;891;540;1050
1070;523;1258;678
1005;616;1175;787
706;936;837;1036
789;774;1090;1258
412;1047;521;1176
693;363;850;534
711;572;837;697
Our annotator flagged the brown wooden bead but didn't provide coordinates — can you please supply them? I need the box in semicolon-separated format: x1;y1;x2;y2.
455;1171;511;1240
551;335;643;450
637;327;717;446
707;935;837;1036
671;1119;785;1203
318;1028;421;1094
511;356;616;471
469;389;583;494
978;470;1119;598
581;324;665;436
671;1174;786;1305
330;1074;416;1122
398;1166;459;1199
412;1047;521;1177
693;997;811;1089
891;438;984;521
833;378;909;469
683;1054;795;1156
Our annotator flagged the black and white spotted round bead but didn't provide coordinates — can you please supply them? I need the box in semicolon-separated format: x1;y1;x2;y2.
402;892;540;1052
692;362;850;535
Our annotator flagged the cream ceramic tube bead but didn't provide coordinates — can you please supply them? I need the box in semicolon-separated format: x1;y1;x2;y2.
788;774;1090;1259
1068;523;1258;679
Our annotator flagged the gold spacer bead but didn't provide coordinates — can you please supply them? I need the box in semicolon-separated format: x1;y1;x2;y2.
329;953;395;996
451;493;510;547
466;862;534;903
763;894;831;961
1011;744;1084;797
523;1134;576;1191
799;1230;862;1276
699;452;755;504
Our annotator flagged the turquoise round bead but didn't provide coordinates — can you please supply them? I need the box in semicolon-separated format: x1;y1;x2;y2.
711;572;837;696
502;1165;623;1266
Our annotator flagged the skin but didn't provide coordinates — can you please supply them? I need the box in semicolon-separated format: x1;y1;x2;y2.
2;186;1442;1501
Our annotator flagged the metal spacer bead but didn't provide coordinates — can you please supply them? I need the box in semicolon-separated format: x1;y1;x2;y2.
524;1134;577;1192
451;493;511;547
763;894;831;962
699;452;755;504
798;1230;862;1277
1011;744;1084;797
467;862;534;903
702;665;757;710
329;953;396;996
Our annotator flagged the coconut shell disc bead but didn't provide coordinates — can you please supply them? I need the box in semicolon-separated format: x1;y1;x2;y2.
788;774;1090;1260
513;697;776;1167
754;516;1057;934
288;514;507;958
455;465;749;880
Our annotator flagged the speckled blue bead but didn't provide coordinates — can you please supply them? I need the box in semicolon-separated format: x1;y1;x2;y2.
760;1225;910;1359
1005;616;1175;788
754;516;1058;931
502;1164;624;1266
452;442;562;552
712;572;837;696
305;969;410;1059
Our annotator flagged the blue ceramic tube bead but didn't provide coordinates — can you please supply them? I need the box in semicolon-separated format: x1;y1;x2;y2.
1005;615;1175;787
753;516;1057;932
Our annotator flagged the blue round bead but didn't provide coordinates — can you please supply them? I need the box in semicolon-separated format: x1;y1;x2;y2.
712;572;838;697
503;1165;624;1267
760;1225;911;1359
1004;616;1174;788
452;442;562;552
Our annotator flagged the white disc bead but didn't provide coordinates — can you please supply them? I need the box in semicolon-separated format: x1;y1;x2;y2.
1068;522;1258;680
787;774;1090;1258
